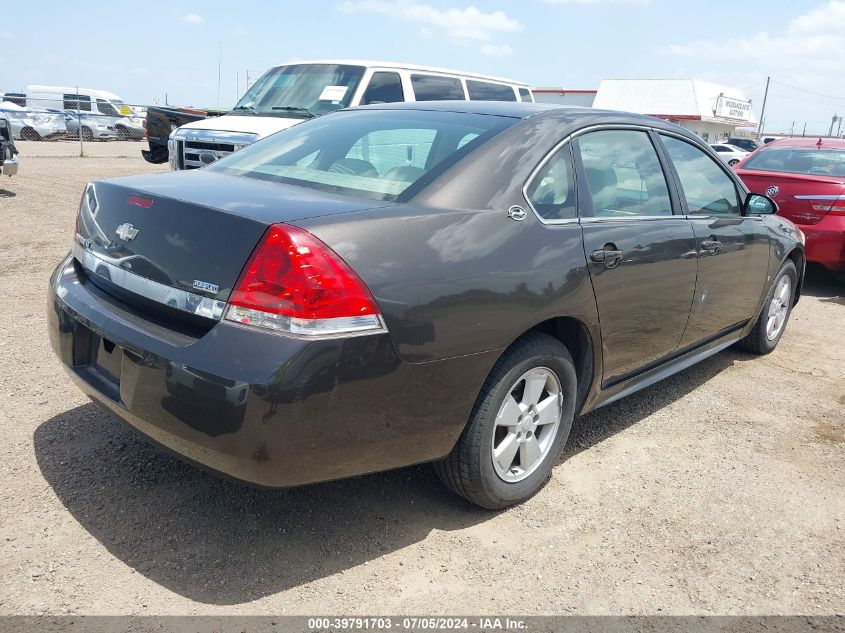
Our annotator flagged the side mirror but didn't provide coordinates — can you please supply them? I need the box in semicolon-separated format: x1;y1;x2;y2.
743;192;778;216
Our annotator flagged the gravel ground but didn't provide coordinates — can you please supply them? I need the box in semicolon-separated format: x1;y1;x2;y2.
0;141;843;616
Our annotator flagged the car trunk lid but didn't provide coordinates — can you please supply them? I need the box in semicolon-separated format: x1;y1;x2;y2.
736;169;845;225
74;171;390;320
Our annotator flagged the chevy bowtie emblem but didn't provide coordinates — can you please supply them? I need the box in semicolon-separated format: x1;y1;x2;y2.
115;223;140;241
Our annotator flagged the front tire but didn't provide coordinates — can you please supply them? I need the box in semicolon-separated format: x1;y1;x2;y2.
116;126;129;141
728;159;740;166
81;127;94;142
434;333;577;509
737;260;797;354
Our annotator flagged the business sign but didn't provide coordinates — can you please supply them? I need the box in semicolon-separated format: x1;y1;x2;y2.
714;95;753;122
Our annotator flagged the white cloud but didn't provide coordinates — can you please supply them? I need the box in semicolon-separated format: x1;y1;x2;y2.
480;43;514;56
338;1;522;41
663;1;845;132
181;13;204;24
665;0;845;78
0;30;14;39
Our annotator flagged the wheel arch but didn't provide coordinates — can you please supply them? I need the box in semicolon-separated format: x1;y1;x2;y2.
785;246;805;304
503;316;597;414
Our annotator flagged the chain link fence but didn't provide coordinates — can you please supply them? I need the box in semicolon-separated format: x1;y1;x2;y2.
0;89;157;157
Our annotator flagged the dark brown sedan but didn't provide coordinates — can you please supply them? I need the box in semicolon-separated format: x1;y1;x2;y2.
49;102;804;508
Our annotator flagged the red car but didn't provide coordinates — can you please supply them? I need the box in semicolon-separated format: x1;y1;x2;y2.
735;137;845;271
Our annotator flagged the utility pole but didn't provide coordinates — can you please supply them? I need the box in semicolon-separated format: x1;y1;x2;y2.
756;76;770;140
789;121;794;136
217;40;222;110
802;122;807;137
829;115;836;137
838;116;843;138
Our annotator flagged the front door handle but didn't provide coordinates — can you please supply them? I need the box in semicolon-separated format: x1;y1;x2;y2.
590;247;624;268
701;239;722;254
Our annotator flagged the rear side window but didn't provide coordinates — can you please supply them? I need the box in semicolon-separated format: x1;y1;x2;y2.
576;130;673;217
519;88;533;102
466;81;516;102
662;136;741;215
361;72;405;105
64;93;91;111
526;144;577;221
410;75;465;101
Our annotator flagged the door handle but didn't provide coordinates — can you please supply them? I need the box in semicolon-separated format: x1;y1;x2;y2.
700;239;722;254
590;247;625;268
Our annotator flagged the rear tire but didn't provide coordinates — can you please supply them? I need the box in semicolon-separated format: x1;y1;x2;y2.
81;127;94;142
434;333;577;509
737;260;797;355
21;127;41;141
728;159;740;166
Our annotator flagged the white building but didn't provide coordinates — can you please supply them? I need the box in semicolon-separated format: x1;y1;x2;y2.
591;79;757;142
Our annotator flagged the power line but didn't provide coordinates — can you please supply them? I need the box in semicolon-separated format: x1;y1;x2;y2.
770;79;845;105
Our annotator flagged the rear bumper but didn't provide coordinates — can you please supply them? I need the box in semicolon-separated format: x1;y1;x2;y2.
1;153;18;176
49;254;492;487
799;215;845;271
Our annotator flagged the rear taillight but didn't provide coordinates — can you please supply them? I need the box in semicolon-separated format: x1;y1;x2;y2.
225;224;386;338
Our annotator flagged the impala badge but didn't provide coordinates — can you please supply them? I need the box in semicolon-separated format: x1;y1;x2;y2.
193;280;220;294
115;223;140;241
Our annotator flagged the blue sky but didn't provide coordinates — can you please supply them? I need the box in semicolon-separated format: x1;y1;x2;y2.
4;0;845;134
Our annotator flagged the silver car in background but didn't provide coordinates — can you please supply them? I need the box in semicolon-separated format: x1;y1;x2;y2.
64;112;118;141
0;102;66;140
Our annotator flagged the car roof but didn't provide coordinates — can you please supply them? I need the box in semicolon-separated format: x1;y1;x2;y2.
765;137;845;149
271;60;529;87
352;100;664;123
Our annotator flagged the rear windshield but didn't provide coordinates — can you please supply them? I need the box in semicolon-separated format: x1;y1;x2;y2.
208;109;517;201
743;147;845;177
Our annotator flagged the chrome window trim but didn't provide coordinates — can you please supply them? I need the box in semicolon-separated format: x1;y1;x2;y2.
579;215;688;224
72;241;228;321
522;123;684;226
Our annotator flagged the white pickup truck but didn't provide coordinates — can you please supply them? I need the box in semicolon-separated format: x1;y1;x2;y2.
168;59;532;170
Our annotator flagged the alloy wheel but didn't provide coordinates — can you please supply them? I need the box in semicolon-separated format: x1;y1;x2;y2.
491;367;563;483
766;275;791;341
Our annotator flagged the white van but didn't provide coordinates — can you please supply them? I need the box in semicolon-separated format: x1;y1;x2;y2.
169;60;532;170
26;85;134;116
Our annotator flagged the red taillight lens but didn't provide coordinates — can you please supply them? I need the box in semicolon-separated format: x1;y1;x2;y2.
225;224;386;337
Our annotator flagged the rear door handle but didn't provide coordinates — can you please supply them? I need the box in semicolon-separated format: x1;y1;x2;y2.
590;248;624;268
701;239;722;254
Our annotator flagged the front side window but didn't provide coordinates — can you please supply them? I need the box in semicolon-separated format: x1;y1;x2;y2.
361;72;404;105
662;135;741;215
410;75;465;101
525;144;577;221
576;130;673;217
233;64;365;117
97;99;119;116
466;81;516;102
209;109;516;201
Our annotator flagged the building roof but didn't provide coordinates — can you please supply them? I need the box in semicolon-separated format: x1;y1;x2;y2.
592;79;758;126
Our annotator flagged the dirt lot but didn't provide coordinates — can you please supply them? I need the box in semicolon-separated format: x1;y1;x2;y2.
0;141;843;616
